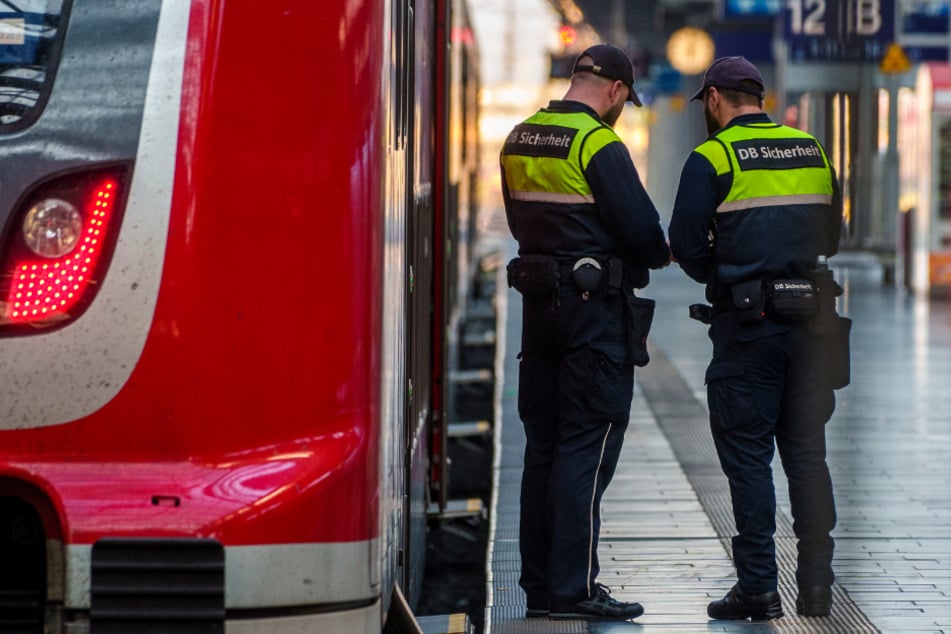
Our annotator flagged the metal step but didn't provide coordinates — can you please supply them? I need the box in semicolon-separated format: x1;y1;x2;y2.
447;420;491;438
417;613;472;634
427;498;484;521
448;368;492;385
462;330;495;347
463;303;496;321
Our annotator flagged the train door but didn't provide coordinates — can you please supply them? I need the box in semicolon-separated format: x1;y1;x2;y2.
403;0;435;608
382;0;417;615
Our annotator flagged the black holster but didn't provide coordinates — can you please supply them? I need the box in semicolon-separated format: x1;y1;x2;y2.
625;294;655;367
819;315;851;390
808;265;850;389
809;265;838;335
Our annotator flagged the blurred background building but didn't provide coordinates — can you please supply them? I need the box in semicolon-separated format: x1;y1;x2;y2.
471;0;951;297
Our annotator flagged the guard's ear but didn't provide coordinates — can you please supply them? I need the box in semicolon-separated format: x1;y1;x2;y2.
614;80;626;101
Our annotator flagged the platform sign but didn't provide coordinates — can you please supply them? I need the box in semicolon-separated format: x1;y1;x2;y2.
901;0;949;34
723;0;782;18
784;0;896;61
898;0;950;62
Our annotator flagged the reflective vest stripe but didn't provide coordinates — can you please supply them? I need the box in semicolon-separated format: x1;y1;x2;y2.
717;193;833;213
509;190;595;204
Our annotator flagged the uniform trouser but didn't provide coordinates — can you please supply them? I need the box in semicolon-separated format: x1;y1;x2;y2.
517;290;634;608
706;315;837;594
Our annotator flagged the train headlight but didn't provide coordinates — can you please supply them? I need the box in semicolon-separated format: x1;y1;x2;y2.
22;198;83;258
0;167;128;330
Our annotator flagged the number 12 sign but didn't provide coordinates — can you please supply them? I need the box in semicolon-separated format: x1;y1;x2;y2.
784;0;896;61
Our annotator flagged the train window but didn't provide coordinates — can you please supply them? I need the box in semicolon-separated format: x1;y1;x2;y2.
0;0;70;131
391;0;415;148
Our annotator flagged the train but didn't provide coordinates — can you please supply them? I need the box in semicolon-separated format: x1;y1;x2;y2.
0;0;481;631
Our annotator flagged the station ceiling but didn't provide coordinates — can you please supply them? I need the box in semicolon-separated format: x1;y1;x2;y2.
547;0;717;53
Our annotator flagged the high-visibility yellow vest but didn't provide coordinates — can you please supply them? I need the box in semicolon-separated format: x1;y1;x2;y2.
696;122;834;214
501;110;619;206
693;121;837;284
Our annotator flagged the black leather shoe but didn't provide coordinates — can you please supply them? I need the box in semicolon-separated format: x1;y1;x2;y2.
707;584;783;620
796;585;832;617
550;583;644;621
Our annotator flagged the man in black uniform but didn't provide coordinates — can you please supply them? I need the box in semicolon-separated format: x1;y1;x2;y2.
668;56;845;621
500;44;671;621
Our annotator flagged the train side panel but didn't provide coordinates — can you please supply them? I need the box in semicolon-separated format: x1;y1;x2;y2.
0;0;457;629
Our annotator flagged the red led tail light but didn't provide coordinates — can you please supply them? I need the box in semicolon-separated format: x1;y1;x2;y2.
0;166;128;333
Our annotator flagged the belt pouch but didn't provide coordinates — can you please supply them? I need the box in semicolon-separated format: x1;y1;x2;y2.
571;258;604;293
767;279;818;321
625;295;656;367
730;279;765;324
507;255;558;297
821;316;851;389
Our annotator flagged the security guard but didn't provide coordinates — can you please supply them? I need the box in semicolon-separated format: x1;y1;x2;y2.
500;44;670;621
669;57;845;621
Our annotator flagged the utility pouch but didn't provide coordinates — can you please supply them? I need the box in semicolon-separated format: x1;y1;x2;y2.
571;257;604;294
507;256;558;297
625;295;656;367
821;316;851;389
730;279;766;324
767;279;818;322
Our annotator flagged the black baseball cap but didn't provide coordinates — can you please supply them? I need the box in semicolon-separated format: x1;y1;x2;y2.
690;56;766;101
572;44;642;107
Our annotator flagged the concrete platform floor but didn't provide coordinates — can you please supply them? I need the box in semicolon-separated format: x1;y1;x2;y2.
485;252;951;634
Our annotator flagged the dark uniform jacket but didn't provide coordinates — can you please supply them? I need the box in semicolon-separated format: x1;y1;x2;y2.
669;112;843;290
500;100;669;288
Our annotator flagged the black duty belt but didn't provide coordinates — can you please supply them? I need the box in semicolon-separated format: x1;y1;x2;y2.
507;255;623;299
713;278;819;323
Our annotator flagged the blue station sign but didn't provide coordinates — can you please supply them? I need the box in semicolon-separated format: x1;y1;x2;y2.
899;0;951;61
723;0;782;18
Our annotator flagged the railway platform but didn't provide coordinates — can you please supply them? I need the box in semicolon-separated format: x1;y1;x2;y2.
483;244;951;634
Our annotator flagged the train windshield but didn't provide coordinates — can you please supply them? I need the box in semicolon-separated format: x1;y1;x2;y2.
0;0;68;130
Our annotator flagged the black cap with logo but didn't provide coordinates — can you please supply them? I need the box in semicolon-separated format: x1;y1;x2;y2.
572;44;642;107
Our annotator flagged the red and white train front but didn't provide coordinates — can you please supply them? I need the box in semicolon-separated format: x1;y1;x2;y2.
0;0;467;631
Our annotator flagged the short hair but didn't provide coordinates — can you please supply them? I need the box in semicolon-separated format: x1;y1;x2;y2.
571;57;613;89
716;84;762;107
